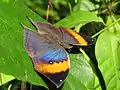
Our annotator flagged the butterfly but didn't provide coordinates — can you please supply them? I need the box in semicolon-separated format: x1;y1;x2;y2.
23;19;94;88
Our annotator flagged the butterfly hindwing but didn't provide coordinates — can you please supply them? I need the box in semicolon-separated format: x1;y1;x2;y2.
24;26;70;88
34;49;70;88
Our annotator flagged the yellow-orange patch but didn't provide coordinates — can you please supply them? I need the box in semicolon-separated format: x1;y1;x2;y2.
34;60;70;74
66;28;88;45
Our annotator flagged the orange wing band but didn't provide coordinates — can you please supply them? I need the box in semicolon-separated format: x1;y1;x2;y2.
66;28;88;45
34;59;70;74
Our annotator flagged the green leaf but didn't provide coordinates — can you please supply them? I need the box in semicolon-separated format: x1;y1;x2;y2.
0;0;47;88
95;31;120;90
63;53;95;90
73;0;95;12
0;73;15;86
62;74;87;90
55;11;103;28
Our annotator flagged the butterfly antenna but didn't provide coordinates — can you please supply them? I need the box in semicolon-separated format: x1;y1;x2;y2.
19;21;30;31
25;16;37;30
19;22;24;28
19;23;28;30
26;16;34;24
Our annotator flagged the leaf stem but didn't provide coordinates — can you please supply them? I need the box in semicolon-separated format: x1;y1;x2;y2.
92;18;120;38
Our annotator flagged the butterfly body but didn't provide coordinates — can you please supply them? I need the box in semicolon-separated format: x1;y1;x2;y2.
24;20;94;88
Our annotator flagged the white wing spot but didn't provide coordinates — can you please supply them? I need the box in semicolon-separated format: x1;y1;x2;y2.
60;80;63;82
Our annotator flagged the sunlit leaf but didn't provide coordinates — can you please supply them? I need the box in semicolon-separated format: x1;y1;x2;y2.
0;73;14;86
55;11;103;28
95;30;120;90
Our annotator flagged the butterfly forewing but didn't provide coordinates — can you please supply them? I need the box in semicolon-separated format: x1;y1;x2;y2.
30;21;94;46
31;21;63;40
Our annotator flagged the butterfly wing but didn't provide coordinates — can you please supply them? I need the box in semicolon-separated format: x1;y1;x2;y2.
59;27;95;46
24;27;70;88
30;21;63;40
30;21;94;46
